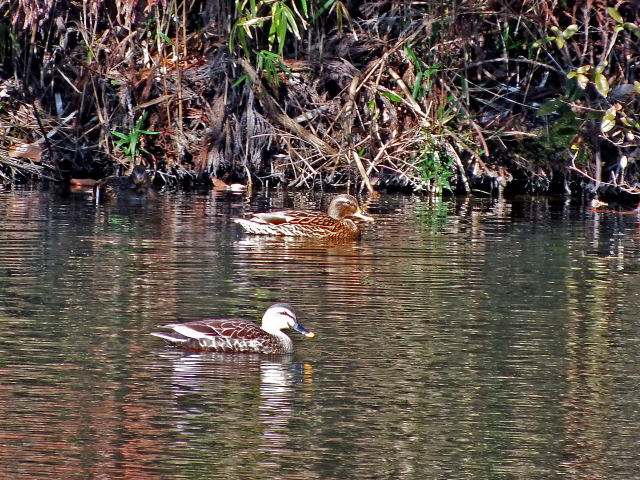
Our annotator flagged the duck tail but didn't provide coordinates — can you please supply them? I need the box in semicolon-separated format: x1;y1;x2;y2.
234;218;281;235
150;331;189;345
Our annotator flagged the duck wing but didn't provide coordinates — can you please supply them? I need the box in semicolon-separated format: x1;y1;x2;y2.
152;319;279;353
169;318;262;339
248;210;330;225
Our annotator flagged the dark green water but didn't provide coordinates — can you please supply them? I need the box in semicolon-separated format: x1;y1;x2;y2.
0;187;639;479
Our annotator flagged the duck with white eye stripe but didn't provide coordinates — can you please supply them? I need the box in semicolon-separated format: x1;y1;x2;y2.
151;303;315;354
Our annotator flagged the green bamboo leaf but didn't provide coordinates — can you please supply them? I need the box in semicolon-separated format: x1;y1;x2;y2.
268;16;277;48
555;37;565;49
282;6;301;39
594;72;609;97
111;131;129;140
159;31;174;45
232;73;250;87
412;71;424;101
381;91;403;103
634;80;640;94
278;16;287;55
239;16;268;29
607;7;623;24
312;0;335;21
405;42;419;65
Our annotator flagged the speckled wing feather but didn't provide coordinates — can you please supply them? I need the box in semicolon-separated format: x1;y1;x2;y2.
155;319;283;353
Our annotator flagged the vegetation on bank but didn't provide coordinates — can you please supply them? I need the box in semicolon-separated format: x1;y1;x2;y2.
0;1;639;199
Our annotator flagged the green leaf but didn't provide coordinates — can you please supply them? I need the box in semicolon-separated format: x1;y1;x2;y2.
381;91;403;103
532;37;553;48
405;42;419;66
233;73;250;87
111;131;129;140
594;72;610;97
634;80;640;95
601;107;616;133
586;110;604;120
412;71;424;101
594;62;607;74
607;7;623;24
562;24;579;39
537;99;563;116
576;74;589;90
282;5;301;39
623;22;640;38
158;31;174;45
555;37;565;49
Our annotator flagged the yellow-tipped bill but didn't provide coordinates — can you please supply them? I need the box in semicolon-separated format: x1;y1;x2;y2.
353;209;375;222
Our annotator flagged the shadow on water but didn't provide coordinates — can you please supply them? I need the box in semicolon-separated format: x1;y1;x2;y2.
0;188;640;478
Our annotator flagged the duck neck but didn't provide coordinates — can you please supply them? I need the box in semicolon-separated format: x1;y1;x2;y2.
269;329;293;353
327;206;341;220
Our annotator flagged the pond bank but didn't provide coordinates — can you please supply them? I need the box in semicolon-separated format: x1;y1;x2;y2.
1;2;638;201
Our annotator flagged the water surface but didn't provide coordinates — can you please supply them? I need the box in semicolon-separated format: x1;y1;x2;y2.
0;187;639;479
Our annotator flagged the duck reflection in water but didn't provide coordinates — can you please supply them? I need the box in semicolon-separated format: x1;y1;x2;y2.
156;350;313;467
94;164;158;202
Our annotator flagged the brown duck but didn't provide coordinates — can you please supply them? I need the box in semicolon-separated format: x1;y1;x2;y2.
234;194;374;240
95;164;157;201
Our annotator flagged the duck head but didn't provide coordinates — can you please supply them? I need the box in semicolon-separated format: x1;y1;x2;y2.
130;164;149;186
327;194;374;222
262;303;315;338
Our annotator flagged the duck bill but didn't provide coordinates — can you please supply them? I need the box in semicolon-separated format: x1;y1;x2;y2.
352;210;375;222
292;321;316;338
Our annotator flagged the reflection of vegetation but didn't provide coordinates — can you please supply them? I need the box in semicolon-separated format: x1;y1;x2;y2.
415;198;450;232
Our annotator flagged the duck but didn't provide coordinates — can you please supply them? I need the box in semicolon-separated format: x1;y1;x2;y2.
151;303;315;354
95;164;157;201
211;176;248;193
234;194;374;240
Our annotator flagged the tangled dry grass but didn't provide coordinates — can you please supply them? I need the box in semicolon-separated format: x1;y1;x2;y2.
1;1;639;199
